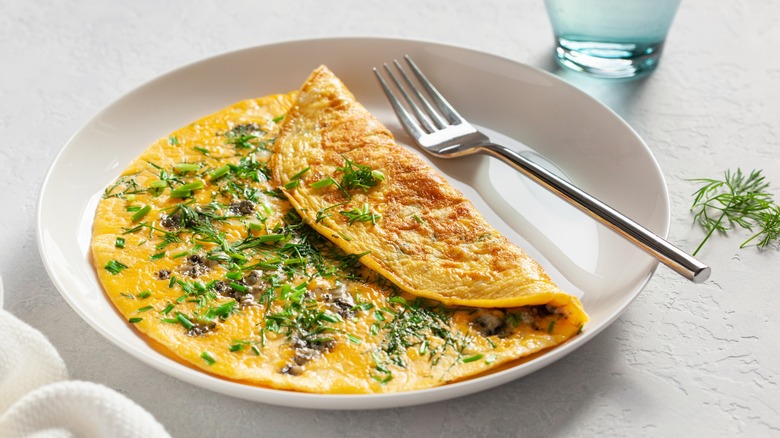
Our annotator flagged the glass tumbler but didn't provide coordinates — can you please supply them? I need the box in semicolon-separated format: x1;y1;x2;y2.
544;0;681;79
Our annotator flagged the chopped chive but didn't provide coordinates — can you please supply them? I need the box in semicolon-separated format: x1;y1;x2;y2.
272;115;285;123
230;282;248;293
174;163;199;173
282;257;306;265
120;292;134;300
371;170;386;181
461;353;484;363
137;290;152;299
172;251;189;259
168;136;179;145
193;146;209;155
346;334;362;344
209;164;231;180
310;177;335;189
128;317;143;323
200;351;216;366
114;237;126;248
248;222;265;231
389;296;408;306
226;251;247;261
412;214;424;224
320;312;342;324
168;275;177;288
251;345;261;356
351;302;374;312
126;205;141;212
178;181;205;192
225;271;242;280
137;305;153;313
150;252;165;260
371;374;393;384
160;318;178;324
161;303;175;314
256;234;285;243
336;231;352;241
176;313;195;330
289;167;310;180
104;259;128;275
283;180;300;189
229;343;244;352
149;180;168;189
547;320;556;334
131;205;151;222
169;188;192;198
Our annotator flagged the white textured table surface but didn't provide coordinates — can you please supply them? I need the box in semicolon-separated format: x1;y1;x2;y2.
2;0;779;436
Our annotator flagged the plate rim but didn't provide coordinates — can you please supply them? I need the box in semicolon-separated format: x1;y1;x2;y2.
36;36;669;409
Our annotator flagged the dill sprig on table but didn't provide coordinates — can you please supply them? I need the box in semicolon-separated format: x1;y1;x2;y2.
690;168;780;255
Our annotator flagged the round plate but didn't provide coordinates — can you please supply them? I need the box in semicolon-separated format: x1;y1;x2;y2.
37;37;668;409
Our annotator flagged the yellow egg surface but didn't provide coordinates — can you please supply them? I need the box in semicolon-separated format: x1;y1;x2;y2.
91;71;587;394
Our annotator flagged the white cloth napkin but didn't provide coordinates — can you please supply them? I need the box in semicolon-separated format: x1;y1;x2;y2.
0;275;170;438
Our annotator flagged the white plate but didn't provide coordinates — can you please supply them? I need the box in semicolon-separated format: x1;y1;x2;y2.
37;37;669;410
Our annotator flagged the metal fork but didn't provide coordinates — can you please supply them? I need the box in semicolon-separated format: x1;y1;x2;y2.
373;55;710;283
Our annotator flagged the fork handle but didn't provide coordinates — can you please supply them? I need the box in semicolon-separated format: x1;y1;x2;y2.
480;143;711;283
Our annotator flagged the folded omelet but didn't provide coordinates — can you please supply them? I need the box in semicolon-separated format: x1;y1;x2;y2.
90;66;587;394
273;66;586;313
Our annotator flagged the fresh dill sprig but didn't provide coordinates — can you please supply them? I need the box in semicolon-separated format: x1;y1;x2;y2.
690;169;779;255
741;205;780;249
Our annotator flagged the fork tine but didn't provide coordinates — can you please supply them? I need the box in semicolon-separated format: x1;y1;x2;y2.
403;55;465;125
381;63;437;133
391;60;448;129
372;67;427;141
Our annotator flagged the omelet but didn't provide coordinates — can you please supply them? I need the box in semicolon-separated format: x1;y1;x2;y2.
273;66;586;314
90;68;587;394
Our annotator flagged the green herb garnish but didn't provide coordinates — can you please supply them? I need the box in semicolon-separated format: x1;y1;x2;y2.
200;351;216;366
338;157;384;192
176;313;195;330
340;203;380;225
461;353;484;363
690;169;780;254
174;163;200;174
104;259;128;275
131;205;151;222
209;164;231;181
